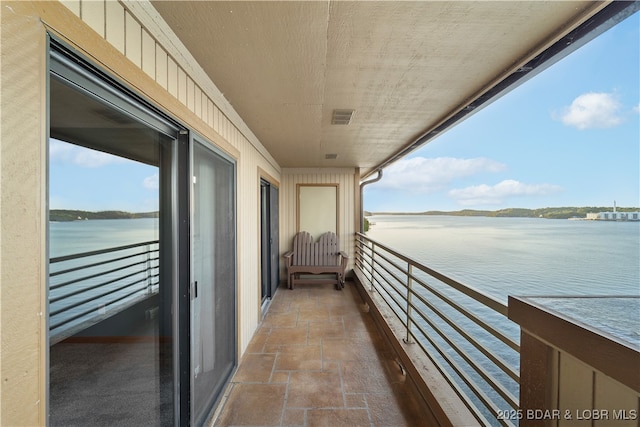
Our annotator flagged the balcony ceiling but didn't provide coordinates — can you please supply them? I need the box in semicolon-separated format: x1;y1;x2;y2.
151;1;607;177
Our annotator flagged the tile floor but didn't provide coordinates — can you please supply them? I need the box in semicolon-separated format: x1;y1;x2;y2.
212;282;437;426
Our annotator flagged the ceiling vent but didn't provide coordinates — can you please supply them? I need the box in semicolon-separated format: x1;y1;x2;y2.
331;109;354;125
325;153;338;160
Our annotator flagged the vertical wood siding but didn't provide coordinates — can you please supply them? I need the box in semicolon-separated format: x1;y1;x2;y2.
1;4;360;423
56;0;282;353
554;350;640;427
280;168;357;281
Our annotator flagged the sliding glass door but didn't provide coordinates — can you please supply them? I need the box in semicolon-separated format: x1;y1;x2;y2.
191;139;237;425
48;43;181;426
49;40;237;427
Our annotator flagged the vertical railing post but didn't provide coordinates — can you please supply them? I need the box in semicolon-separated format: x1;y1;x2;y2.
146;243;153;294
404;263;414;344
369;241;375;292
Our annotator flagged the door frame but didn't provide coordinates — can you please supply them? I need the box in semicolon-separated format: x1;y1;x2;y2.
189;134;238;425
48;38;191;426
259;171;280;312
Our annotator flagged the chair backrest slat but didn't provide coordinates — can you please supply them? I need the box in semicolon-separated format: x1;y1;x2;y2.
291;231;340;266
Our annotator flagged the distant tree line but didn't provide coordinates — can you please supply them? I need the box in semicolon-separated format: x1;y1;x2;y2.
50;210;159;222
364;206;639;220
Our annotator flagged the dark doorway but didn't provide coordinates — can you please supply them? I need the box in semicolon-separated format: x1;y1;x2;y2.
260;179;279;306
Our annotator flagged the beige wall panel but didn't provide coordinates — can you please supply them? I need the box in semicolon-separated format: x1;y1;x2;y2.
82;0;105;37
186;76;195;113
1;3;283;424
229;122;240;147
155;43;167;89
177;67;187;105
549;348;560;427
230;127;237;148
0;3;47;425
141;29;155;78
232;128;241;150
225;117;233;144
194;86;202;119
207;99;215;128
219;115;228;141
105;0;125;53
235;135;282;354
298;185;338;238
60;0;80;16
125;11;142;67
594;373;639;427
214;105;221;135
167;57;177;97
280;168;357;283
237;143;258;352
201;97;209;126
558;353;593;427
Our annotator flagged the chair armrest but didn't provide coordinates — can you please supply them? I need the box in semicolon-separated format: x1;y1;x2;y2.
338;251;348;270
284;251;294;268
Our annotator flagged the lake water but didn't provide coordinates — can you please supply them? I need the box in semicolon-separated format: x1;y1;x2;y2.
49;215;639;423
365;215;639;424
52;215;640;297
50;218;160;258
49;219;160;343
365;215;640;300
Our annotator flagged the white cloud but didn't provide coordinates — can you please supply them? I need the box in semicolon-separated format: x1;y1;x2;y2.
74;149;127;168
49;139;129;167
49;139;74;160
559;92;623;130
143;173;159;190
375;157;506;193
449;179;563;206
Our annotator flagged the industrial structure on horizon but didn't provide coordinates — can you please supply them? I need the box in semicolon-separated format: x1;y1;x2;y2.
586;202;640;221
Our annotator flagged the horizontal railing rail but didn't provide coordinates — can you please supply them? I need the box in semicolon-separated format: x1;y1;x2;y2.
355;232;520;427
49;240;160;344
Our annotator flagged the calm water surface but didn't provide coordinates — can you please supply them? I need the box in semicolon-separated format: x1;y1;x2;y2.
366;215;640;301
49;215;638;423
50;218;159;258
366;215;639;424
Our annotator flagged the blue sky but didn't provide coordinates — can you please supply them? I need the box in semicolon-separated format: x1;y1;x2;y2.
364;12;639;212
50;13;638;214
49;140;159;212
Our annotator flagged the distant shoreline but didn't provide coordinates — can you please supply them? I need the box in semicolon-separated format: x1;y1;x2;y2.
51;207;639;222
50;209;159;222
365;207;640;220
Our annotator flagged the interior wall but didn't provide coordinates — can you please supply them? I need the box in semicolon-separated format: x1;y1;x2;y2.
0;1;281;423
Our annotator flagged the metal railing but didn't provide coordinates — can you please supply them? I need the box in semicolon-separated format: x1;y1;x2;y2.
355;232;520;426
49;240;160;344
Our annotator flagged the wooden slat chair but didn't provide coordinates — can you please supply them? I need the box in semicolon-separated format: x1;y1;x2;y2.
284;231;348;290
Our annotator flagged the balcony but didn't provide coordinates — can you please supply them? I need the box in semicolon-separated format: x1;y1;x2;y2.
48;236;639;427
211;282;437;426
